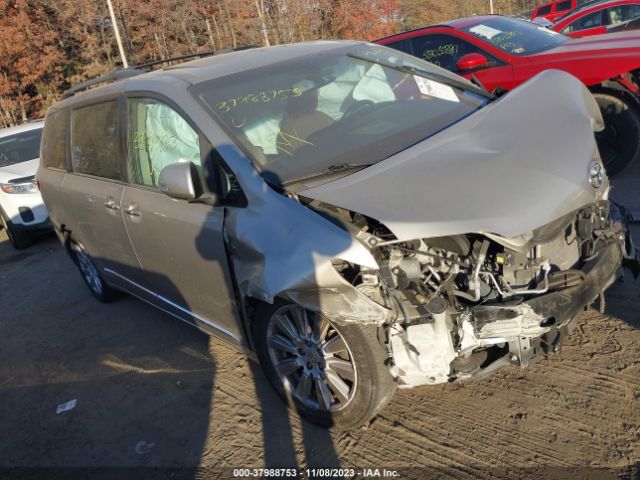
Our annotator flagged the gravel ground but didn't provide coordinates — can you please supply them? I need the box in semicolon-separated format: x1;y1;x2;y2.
0;166;639;480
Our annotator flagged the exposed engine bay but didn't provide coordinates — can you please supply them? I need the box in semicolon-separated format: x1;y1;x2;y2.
313;199;639;388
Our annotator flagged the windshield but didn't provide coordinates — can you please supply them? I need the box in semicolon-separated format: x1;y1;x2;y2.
0;128;43;168
193;44;487;188
461;17;568;55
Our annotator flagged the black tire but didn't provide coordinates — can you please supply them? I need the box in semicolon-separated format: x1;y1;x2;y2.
0;211;32;250
593;92;640;177
252;299;396;430
71;242;122;303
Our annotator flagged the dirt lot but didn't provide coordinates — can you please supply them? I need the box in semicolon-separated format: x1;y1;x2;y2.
1;170;640;479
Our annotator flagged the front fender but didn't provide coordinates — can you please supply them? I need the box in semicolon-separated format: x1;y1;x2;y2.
221;165;390;324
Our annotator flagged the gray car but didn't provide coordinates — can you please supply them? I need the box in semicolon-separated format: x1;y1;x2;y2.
37;41;639;429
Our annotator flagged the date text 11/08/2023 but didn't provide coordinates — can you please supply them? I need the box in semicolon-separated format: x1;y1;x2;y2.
232;468;401;478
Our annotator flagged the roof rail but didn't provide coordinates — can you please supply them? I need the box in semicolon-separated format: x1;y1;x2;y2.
61;45;259;100
61;69;141;99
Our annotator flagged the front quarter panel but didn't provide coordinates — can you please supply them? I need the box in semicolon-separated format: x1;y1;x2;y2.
219;155;391;324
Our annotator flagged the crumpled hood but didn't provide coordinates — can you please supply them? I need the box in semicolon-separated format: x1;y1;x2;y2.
0;158;39;183
299;69;606;242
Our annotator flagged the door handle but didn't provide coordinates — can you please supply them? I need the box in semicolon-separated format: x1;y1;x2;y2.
124;204;141;217
104;199;120;211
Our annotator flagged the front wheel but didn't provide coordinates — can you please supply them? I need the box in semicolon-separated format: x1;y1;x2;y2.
593;92;640;177
252;300;396;429
0;212;31;250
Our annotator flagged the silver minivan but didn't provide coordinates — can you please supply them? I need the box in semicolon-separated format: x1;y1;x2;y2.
38;41;638;429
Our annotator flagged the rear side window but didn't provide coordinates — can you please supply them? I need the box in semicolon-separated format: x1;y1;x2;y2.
41;110;67;170
537;5;552;15
71;101;121;180
126;98;201;188
556;0;572;12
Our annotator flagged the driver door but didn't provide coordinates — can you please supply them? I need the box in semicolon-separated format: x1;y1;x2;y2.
121;96;244;343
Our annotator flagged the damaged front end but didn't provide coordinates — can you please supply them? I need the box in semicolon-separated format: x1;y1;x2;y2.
217;67;639;389
325;200;639;387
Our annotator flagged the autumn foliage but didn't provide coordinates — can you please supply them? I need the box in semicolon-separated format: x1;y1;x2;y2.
0;0;540;127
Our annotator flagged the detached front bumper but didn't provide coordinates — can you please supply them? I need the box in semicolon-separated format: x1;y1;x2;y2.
527;239;622;327
477;237;628;376
512;237;637;376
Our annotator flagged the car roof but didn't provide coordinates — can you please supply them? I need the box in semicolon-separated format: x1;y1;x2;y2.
568;0;625;13
376;15;530;43
445;15;511;28
53;41;363;110
0;121;44;138
553;0;634;24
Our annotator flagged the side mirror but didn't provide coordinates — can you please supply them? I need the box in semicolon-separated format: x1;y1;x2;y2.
158;161;202;201
456;53;489;73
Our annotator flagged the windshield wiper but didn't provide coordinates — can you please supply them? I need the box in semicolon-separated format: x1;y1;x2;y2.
348;54;494;100
282;163;372;187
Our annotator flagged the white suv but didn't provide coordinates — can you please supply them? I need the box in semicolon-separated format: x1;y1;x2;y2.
0;122;50;249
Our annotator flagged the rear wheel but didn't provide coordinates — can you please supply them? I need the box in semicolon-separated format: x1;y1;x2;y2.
593;92;640;177
71;242;122;303
252;300;396;429
0;211;31;250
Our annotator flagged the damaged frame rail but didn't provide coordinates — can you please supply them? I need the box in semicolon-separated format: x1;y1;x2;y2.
383;230;637;387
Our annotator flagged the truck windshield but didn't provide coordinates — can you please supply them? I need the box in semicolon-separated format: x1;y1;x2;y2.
193;44;487;189
0;128;43;168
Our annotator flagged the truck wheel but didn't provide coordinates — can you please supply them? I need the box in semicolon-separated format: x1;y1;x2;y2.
593;92;640;177
0;212;31;250
71;242;122;303
252;300;396;430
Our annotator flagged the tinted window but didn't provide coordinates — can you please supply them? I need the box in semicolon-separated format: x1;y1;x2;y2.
537;5;552;15
411;34;498;71
41;110;67;170
556;0;572;12
563;11;604;32
194;45;487;189
462;17;567;55
71;101;121;180
0;128;43;168
127;99;201;188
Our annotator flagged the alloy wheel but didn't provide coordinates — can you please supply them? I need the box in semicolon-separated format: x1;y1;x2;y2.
75;247;103;296
266;305;357;412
